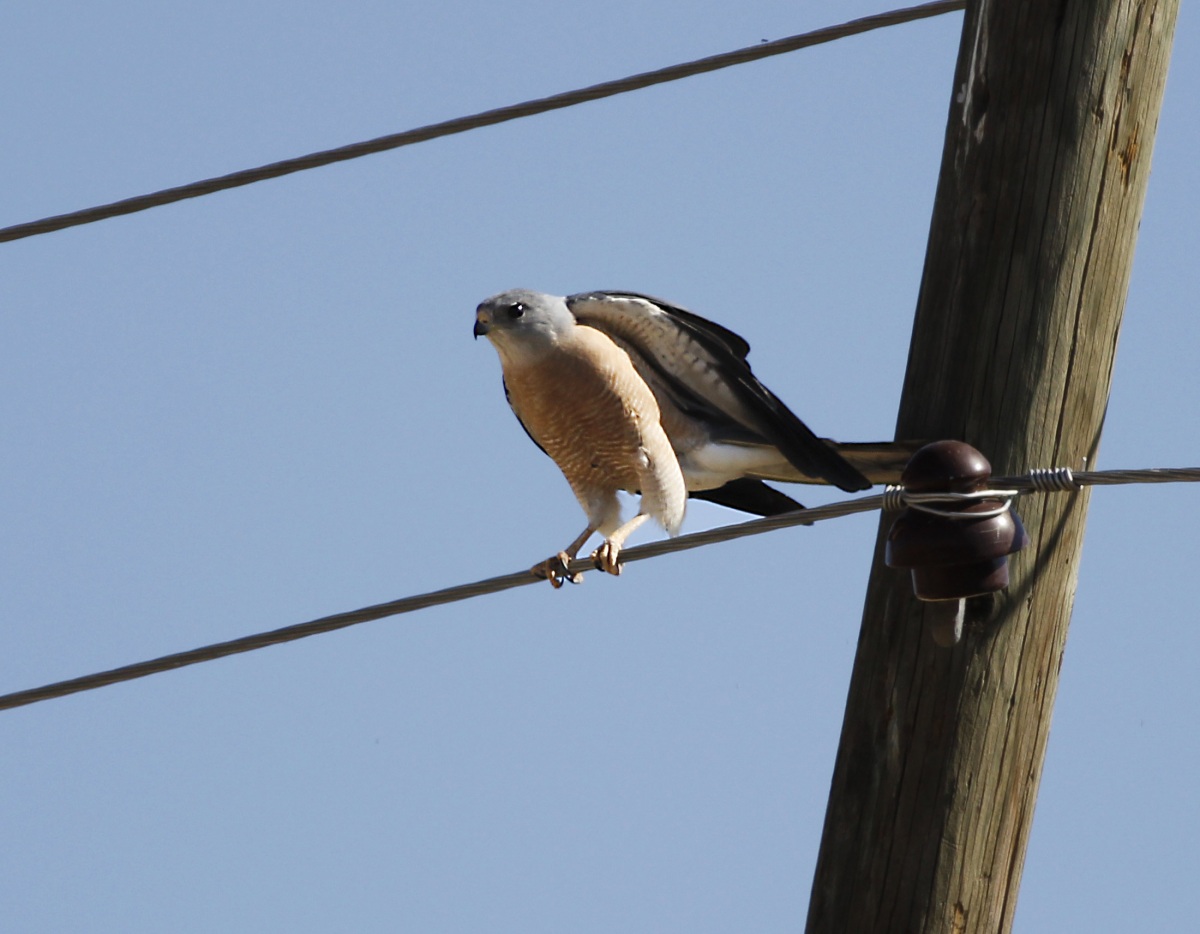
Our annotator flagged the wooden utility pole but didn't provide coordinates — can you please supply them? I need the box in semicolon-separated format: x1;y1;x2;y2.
807;2;1178;932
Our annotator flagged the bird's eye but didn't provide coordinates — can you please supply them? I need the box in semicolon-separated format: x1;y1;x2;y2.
507;302;525;320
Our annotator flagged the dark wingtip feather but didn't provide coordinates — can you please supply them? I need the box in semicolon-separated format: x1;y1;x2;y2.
689;479;807;517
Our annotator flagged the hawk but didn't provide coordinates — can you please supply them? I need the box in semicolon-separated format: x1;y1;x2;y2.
475;289;908;586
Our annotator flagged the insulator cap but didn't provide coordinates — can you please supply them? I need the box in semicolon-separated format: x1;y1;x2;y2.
885;441;1029;600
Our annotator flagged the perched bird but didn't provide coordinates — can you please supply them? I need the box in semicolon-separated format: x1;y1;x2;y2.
474;289;910;586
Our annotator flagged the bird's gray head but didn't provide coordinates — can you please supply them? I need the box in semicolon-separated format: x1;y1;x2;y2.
474;289;576;364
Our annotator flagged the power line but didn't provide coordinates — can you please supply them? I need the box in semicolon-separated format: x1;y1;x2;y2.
0;1;966;244
2;463;1197;713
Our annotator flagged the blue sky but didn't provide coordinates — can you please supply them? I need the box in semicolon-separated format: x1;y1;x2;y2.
2;2;1197;931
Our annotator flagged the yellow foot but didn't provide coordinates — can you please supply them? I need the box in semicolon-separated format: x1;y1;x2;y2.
591;541;624;577
531;552;583;589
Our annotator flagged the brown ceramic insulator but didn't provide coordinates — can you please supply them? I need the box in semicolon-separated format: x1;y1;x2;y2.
885;441;1029;600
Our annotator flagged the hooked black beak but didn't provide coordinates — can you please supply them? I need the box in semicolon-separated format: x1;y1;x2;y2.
473;312;491;339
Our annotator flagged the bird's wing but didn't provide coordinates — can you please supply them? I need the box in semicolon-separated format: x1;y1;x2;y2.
689;479;807;517
566;291;870;492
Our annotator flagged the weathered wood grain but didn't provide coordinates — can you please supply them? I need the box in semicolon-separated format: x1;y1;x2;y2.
807;2;1178;931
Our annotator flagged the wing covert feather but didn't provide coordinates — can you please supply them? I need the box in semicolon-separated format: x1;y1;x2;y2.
566;291;869;491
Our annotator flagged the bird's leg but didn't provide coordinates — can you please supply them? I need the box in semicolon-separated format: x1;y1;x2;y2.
591;513;650;577
531;526;594;588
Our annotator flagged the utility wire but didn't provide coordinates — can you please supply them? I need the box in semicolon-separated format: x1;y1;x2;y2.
0;1;965;244
1;462;1197;713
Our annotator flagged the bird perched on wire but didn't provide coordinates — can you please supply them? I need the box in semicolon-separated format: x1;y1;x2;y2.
474;289;911;587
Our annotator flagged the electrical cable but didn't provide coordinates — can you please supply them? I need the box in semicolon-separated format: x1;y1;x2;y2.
1;461;1196;713
0;1;966;243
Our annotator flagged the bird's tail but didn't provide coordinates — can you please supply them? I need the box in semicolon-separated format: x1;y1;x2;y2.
822;439;924;486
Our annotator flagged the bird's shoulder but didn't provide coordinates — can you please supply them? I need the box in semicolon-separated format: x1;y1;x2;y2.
566;290;752;362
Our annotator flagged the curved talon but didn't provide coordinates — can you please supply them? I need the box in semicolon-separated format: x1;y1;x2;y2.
531;552;583;588
591;542;623;577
